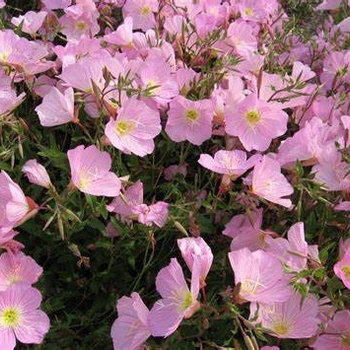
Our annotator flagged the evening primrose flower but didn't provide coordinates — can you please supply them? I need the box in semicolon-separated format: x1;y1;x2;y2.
0;251;43;291
250;292;319;339
0;171;38;234
334;246;350;289
198;150;261;178
313;310;350;349
148;258;201;337
111;292;151;350
252;156;294;208
35;87;75;127
22;159;52;189
177;237;213;287
105;97;161;157
11;11;47;35
225;93;288;152
228;248;292;304
67;145;121;197
0;284;50;349
122;0;158;31
165;96;213;145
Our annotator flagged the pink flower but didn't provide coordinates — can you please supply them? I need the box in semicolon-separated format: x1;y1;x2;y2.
0;284;50;349
53;37;106;69
104;17;134;47
316;0;342;10
123;0;158;31
164;164;187;181
165;96;213;145
107;181;144;222
0;231;20;248
139;58;179;105
339;237;350;258
0;171;38;233
35;87;75;127
67;145;121;197
312;310;350;349
131;202;169;228
58;57;105;93
107;181;168;227
320;51;350;91
59;0;100;41
148;258;200;337
312;155;350;191
334;246;350;289
228;248;292;304
194;13;217;39
0;30;52;76
291;61;316;82
0;70;25;116
11;11;47;35
105;97;161;157
177;237;213;287
175;68;198;95
265;222;308;272
223;208;272;252
277;117;336;169
238;0;271;22
250;292;319;338
111;292;151;350
41;0;71;9
198;150;261;178
225;93;288;152
0;252;43;291
225;20;257;55
252;156;294;208
22;160;52;189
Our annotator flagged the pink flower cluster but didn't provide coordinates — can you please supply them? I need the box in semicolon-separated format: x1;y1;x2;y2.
227;221;320;338
111;237;213;349
0;171;50;349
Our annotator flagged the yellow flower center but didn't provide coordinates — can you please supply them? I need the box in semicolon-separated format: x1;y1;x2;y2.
185;109;199;122
245;110;261;125
8;274;22;284
0;50;10;62
78;169;92;190
141;6;151;15
116;120;136;136
147;80;161;94
273;321;290;336
76;21;86;31
180;291;193;312
241;277;262;295
1;308;21;327
341;265;350;279
244;7;253;16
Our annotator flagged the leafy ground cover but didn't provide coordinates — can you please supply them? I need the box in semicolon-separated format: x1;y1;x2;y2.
1;0;350;349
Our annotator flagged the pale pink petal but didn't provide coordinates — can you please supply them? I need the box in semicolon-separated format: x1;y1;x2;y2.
155;258;188;299
35;87;74;127
148;298;183;338
111;315;150;350
0;328;16;350
82;173;121;197
14;310;50;344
